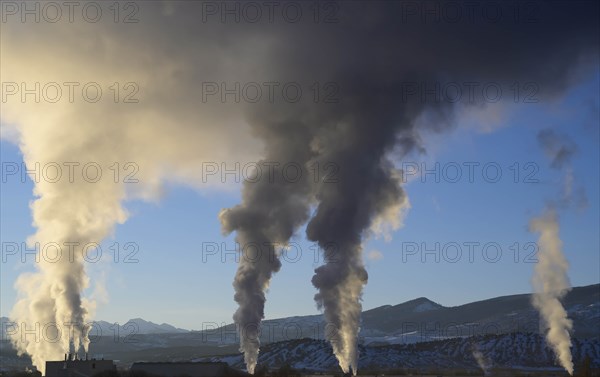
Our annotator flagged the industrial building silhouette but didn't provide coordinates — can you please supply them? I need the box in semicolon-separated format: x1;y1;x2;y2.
130;362;248;377
45;353;116;377
44;355;248;377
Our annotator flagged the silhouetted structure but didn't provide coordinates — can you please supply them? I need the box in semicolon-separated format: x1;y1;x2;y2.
130;362;248;377
45;353;116;377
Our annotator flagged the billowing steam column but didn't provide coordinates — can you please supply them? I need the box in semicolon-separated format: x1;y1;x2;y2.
8;155;127;374
307;132;409;374
219;119;314;373
530;210;573;375
529;129;582;376
5;101;128;373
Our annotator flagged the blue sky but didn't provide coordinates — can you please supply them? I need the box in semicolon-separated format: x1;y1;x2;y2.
1;74;598;331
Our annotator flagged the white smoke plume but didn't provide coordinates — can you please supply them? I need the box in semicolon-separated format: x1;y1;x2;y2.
8;156;128;371
530;209;573;375
472;347;492;376
529;129;585;375
2;4;260;372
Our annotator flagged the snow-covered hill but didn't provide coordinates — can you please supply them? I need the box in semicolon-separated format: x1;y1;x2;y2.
199;333;600;373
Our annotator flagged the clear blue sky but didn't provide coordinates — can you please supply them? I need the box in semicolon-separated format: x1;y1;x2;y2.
1;74;598;331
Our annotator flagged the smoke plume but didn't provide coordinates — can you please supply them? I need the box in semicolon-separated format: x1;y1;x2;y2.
538;129;578;170
293;2;596;373
2;1;597;374
530;209;573;375
2;5;262;372
472;346;492;376
529;129;586;375
218;108;315;372
8;156;128;371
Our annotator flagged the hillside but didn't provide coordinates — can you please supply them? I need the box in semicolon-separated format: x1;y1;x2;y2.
200;333;600;373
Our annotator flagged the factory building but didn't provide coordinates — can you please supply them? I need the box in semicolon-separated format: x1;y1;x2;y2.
130;362;248;377
45;353;116;377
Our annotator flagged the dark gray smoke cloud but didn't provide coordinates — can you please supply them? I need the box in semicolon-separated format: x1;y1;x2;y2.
5;0;596;374
219;105;316;372
537;128;588;209
216;1;599;373
538;129;578;169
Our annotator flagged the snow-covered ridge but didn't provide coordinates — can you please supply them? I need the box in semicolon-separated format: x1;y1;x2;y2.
199;333;600;372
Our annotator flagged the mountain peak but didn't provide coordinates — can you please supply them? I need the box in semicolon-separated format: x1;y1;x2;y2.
395;297;444;312
128;317;147;323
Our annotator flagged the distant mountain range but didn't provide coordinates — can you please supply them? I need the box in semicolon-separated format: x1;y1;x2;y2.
2;284;598;341
90;318;189;335
200;283;600;345
0;317;189;339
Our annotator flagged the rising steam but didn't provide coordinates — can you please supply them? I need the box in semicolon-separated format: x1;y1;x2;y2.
198;1;595;373
472;346;492;376
529;130;587;375
218;113;314;372
2;1;597;374
308;150;407;373
530;209;573;375
9;171;127;372
2;4;260;372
